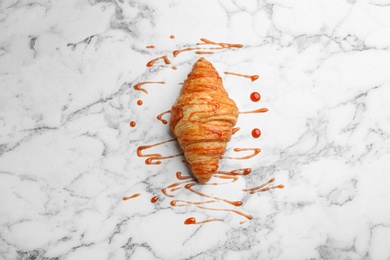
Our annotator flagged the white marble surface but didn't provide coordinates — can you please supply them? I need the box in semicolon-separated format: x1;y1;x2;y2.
1;0;390;259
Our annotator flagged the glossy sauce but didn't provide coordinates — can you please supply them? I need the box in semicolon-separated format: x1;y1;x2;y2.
243;178;284;194
137;100;143;106
134;81;166;94
197;206;253;221
123;193;140;200
137;139;183;164
170;35;175;39
217;168;252;176
184;217;223;225
130;121;136;127
239;108;268;114
195;51;214;55
151;196;159;203
252;128;261;138
224;72;259;82
146;56;171;67
223;148;261;160
197;38;243;48
157;110;171;124
232;127;240;135
146;45;155;49
185;184;242;206
250;92;261;102
176;171;192;180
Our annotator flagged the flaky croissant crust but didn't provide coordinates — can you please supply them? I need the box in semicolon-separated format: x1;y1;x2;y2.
170;58;238;183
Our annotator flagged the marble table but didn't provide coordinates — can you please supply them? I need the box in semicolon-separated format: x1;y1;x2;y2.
1;0;390;259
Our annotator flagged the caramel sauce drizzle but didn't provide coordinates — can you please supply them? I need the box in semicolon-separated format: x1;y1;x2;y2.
239;108;268;114
134;81;166;94
223;148;261;160
122;193;140;200
146;45;155;49
184;217;223;225
176;171;192;180
173;38;242;57
195;51;214;55
197;38;243;48
184;184;242;206
137;139;183;165
146;55;171;67
232;127;240;135
157;110;171;124
243;178;285;194
217;168;252;176
197;206;253;221
224;72;259;82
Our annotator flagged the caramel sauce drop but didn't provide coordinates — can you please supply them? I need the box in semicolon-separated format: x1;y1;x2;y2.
170;35;175;39
146;56;171;67
151;196;159;203
146;45;155;49
184;217;196;225
239;108;268;114
156;110;171;124
130;121;136;127
137;100;143;106
252;128;261;138
250;92;261;102
224;72;259;82
134;81;166;94
123;193;141;200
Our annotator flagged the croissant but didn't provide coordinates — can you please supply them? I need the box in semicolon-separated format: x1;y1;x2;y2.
170;58;239;183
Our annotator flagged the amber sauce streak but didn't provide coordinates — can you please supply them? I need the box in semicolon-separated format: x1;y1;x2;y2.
123;193;140;200
157;110;171;124
224;72;259;82
146;55;171;67
173;38;242;57
137;139;183;165
184;217;223;225
223;148;261;160
185;184;242;206
146;45;155;49
239;108;269;114
134;81;166;94
243;178;285;194
232;127;240;135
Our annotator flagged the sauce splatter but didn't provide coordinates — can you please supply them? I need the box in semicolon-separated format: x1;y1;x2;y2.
250;92;261;102
184;217;223;225
157;110;171;124
251;128;261;138
130;121;136;127
170;35;175;39
146;56;171;67
224;72;259;82
137;100;143;106
239;108;268;114
146;45;155;49
151;196;159;203
123;193;141;200
134;81;166;94
137;139;183;165
223;148;261;160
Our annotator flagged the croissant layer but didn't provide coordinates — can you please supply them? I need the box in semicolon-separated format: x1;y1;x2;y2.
170;58;238;183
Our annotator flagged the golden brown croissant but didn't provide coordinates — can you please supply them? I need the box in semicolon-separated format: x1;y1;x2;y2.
170;58;239;183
